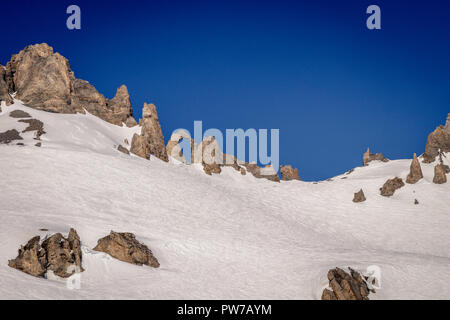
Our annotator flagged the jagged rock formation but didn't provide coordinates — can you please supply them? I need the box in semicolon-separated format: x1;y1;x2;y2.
131;103;168;162
321;267;371;300
8;228;83;278
243;163;280;182
280;165;300;181
117;145;130;155
423;114;450;163
3;43;137;127
363;148;388;166
353;189;366;203
0;65;13;107
94;231;160;268
380;177;404;197
433;164;448;184
406;153;423;184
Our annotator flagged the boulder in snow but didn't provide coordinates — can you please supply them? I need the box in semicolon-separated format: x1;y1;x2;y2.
321;267;371;300
93;231;160;268
433;164;448;184
353;189;366;203
363;148;388;166
0;129;23;144
280;165;301;181
380;177;404;197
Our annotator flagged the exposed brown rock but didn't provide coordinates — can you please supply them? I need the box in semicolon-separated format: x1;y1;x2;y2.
8;229;83;278
94;231;159;268
0;129;23;144
19;119;44;133
35;142;42;147
433;164;448;184
380;177;405;197
423;116;450;163
41;230;83;278
4;43;136;127
130;103;168;162
414;199;419;205
353;189;366;203
9;110;31;118
363;148;388;166
130;133;148;159
243;163;280;182
0;64;13;106
406;153;423;184
322;267;370;300
8;236;46;277
280;165;300;181
117;144;130;155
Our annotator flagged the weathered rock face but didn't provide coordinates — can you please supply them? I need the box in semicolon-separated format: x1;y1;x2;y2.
353;189;366;203
406;153;423;184
8;228;83;278
280;165;300;181
94;231;160;268
8;236;46;277
380;177;405;197
321;267;372;300
433;164;448;184
0;65;13;106
423;115;450;163
243;163;280;182
363;148;388;166
4;43;137;127
0;129;23;144
131;103;168;162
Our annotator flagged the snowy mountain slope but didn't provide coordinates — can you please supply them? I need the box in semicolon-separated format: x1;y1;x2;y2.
1;100;450;299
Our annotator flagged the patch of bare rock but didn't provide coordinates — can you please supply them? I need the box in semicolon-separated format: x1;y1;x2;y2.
9;110;31;118
0;129;23;144
117;144;130;155
363;147;388;166
353;189;366;203
321;267;372;300
94;231;160;268
380;177;404;197
8;228;83;278
280;165;300;181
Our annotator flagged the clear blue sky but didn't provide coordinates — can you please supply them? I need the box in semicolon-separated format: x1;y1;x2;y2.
1;0;449;180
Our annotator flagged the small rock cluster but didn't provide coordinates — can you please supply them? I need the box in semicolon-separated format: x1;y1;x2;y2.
406;153;423;184
9;229;159;280
8;228;82;278
363;148;388;166
353;189;366;203
321;267;373;300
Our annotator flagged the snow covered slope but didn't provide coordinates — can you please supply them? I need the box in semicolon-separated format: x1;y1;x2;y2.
1;100;450;299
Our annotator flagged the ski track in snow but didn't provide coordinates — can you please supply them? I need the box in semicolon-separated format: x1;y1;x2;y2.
1;100;450;299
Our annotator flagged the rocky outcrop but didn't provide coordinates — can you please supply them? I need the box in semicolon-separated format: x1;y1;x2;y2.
8;228;83;278
94;231;159;268
353;189;366;203
321;267;371;300
380;177;404;197
131;103;168;162
0;129;23;144
406;153;423;184
0;65;13;106
363;148;388;166
117;145;130;155
8;236;46;277
280;165;300;181
243;163;280;182
423;114;450;163
4;43;137;127
433;164;448;184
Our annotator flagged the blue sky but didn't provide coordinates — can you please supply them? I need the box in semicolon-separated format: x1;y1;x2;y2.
1;0;449;180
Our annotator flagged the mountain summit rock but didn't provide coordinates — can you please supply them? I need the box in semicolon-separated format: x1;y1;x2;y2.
3;43;137;127
423;114;450;163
